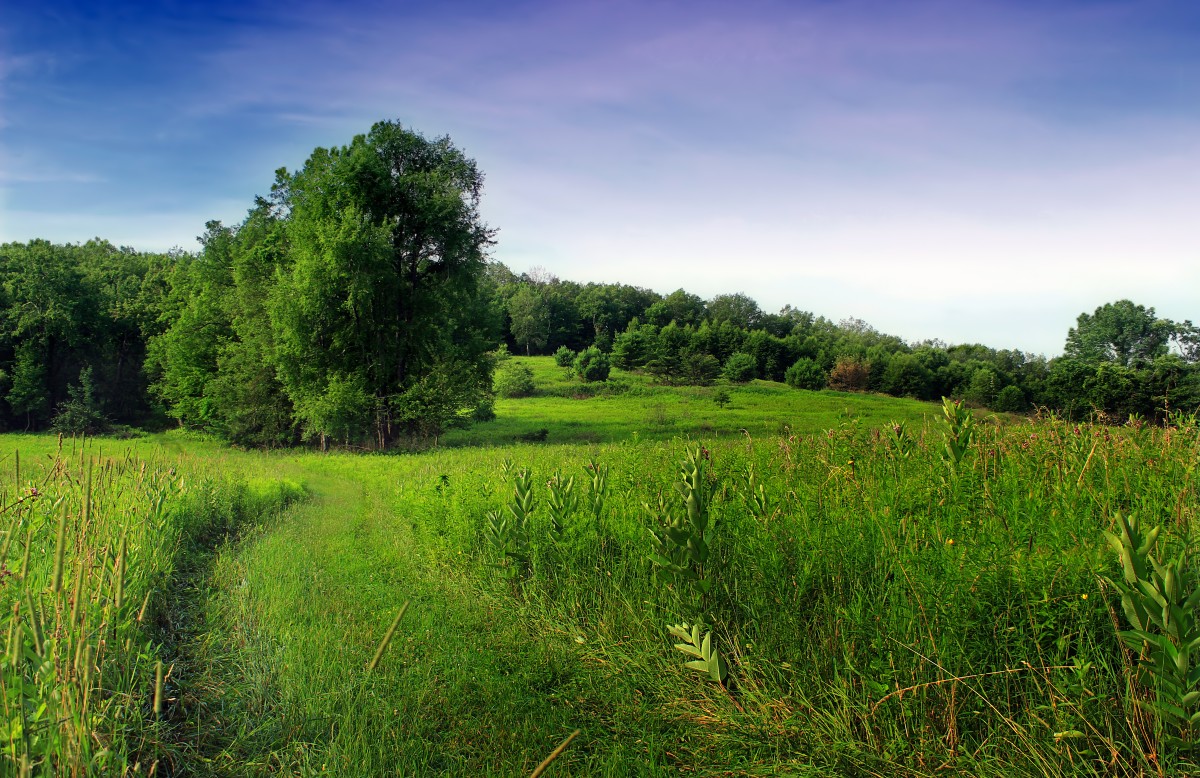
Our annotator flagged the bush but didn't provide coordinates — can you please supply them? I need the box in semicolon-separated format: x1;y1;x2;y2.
574;347;611;382
494;362;535;398
827;356;869;392
473;394;496;422
682;350;721;385
965;367;999;407
785;358;827;391
51;366;107;435
593;330;614;353
554;346;576;368
992;384;1027;412
723;352;757;383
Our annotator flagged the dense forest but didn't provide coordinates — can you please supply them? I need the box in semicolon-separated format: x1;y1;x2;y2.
2;122;1198;447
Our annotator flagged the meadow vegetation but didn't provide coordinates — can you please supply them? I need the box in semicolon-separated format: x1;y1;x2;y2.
0;435;302;775
3;382;1197;775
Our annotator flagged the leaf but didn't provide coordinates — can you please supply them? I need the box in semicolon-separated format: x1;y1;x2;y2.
648;553;676;569
711;651;728;683
668;623;693;642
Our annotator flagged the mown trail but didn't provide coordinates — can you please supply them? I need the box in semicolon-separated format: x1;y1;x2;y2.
166;413;1200;777
182;458;687;777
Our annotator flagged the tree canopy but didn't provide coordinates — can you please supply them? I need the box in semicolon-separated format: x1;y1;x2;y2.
1064;300;1175;367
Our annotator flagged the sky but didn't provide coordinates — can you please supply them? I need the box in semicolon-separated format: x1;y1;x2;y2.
2;0;1198;356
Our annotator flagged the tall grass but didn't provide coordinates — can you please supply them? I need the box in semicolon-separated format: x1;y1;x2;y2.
187;411;1199;775
0;435;302;776
3;406;1194;775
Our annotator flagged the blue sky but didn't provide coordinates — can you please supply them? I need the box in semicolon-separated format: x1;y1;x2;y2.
2;0;1198;355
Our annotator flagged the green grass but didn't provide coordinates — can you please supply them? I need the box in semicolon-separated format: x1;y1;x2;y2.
442;357;941;446
3;391;1198;776
0;434;303;775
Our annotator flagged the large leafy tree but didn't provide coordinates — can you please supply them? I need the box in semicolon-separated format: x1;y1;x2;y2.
1064;300;1174;367
507;284;550;355
269;121;496;446
706;292;763;330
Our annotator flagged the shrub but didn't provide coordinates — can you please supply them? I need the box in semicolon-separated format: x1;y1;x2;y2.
827;356;869;392
992;384;1027;412
51;366;107;435
491;343;512;364
723;352;757;383
965;367;999;407
785;358;827;391
682;350;721;385
574;347;611;382
473;394;496;422
593;330;613;353
554;346;576;368
494;362;535;398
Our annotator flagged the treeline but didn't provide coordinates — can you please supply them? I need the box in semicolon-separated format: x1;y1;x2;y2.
0;239;174;432
1;120;1197;446
1;122;499;447
3;237;1197;445
489;273;1200;419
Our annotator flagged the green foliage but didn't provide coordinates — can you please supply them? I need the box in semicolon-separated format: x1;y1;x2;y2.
965;367;999;407
646;450;712;591
20;408;1197;774
494;361;536;398
644;289;705;328
508;284;551;355
484;467;535;579
584;458;608;523
886;420;917;459
785;357;826;390
712;387;731;408
879;352;934;399
681;350;721;385
393;360;492;440
553;345;575;368
722;352;757;383
939;396;976;469
51;366;106;435
572;346;611;382
0;437;302;775
993;384;1027;412
705;292;762;330
1105;514;1200;748
7;341;50;422
645;446;731;686
293;372;374;447
546;471;578;543
611;322;656;371
268;123;495;447
668;622;729;684
1067;300;1174;367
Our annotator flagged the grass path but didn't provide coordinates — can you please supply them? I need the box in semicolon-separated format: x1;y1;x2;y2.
182;461;692;776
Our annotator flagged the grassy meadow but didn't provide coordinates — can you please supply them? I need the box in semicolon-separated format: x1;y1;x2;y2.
442;358;940;446
2;369;1199;776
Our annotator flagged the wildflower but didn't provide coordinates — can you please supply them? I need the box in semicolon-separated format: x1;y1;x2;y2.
946;538;954;545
